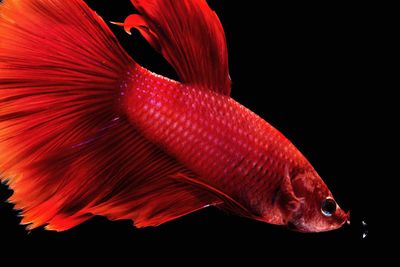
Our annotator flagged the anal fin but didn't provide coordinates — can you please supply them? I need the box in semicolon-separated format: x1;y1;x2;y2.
90;171;222;228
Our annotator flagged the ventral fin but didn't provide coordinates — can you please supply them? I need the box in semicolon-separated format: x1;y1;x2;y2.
172;173;255;218
119;0;231;95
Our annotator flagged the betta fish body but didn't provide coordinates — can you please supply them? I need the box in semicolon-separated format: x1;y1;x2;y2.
0;0;348;232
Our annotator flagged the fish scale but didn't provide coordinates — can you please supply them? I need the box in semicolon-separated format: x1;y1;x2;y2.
0;0;349;232
124;65;310;219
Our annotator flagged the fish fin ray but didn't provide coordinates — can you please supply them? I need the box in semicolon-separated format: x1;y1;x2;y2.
3;115;218;231
172;173;255;218
125;0;231;94
0;0;132;230
1;0;216;231
91;171;221;228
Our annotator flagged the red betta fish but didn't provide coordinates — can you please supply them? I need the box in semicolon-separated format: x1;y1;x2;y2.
0;0;349;232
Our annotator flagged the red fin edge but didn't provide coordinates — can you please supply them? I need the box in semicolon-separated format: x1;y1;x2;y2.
112;14;161;52
172;173;255;219
1;0;218;231
125;0;231;95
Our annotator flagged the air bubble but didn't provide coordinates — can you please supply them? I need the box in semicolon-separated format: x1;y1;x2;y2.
362;220;368;239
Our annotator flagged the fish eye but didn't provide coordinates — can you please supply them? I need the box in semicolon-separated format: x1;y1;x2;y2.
321;197;337;217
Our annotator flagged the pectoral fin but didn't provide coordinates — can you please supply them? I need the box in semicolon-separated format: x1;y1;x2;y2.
278;167;304;220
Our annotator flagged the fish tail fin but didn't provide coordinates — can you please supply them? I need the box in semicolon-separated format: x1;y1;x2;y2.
1;0;221;231
0;0;132;229
120;0;231;95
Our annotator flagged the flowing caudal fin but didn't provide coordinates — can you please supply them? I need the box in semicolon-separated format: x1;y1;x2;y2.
119;0;231;95
0;0;218;230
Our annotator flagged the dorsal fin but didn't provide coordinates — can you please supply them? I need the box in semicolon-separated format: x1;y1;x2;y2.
121;0;231;95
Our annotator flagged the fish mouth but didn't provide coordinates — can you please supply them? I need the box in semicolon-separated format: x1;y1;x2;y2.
341;210;351;226
335;207;350;224
329;209;351;231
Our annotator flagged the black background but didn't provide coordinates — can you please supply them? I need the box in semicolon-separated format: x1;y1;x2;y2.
0;0;387;261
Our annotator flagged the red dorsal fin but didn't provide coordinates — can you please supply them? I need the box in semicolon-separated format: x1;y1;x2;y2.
123;0;231;95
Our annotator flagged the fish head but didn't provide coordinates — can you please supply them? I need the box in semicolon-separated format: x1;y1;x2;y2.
287;170;349;232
